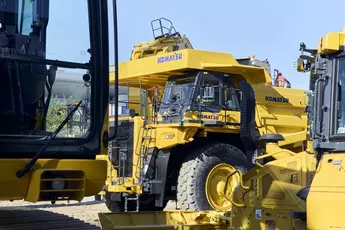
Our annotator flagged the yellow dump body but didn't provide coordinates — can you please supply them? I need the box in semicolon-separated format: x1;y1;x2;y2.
110;49;271;87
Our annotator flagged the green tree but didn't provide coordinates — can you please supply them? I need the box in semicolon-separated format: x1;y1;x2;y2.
45;95;88;137
45;95;72;136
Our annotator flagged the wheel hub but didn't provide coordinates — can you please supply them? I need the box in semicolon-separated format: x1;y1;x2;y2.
205;163;240;211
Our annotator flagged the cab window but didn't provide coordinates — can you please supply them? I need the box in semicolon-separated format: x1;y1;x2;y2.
18;0;33;35
197;74;221;106
223;83;240;110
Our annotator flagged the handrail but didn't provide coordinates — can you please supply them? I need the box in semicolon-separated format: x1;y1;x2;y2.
222;170;250;208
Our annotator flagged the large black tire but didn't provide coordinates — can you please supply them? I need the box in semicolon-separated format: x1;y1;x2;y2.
105;192;124;212
105;192;165;212
177;143;247;210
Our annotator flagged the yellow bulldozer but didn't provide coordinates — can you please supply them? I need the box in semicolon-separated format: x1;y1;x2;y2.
98;27;345;230
102;18;309;213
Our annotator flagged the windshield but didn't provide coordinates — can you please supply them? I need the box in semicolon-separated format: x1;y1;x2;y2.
162;77;196;105
0;0;92;138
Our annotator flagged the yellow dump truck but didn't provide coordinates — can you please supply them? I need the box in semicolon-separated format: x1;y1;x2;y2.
98;26;345;230
102;18;309;213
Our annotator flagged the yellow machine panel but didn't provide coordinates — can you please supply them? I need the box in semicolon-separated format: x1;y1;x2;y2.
99;211;228;230
229;142;316;229
307;154;345;229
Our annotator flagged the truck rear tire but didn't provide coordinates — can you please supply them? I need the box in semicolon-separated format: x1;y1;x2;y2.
177;143;247;211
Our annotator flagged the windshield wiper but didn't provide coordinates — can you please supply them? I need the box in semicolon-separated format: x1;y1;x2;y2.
16;101;83;178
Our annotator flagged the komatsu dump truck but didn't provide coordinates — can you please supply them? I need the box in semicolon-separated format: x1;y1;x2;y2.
102;18;309;213
99;26;345;230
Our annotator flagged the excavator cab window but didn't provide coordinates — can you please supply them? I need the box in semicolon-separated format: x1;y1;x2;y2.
18;0;33;35
0;0;110;158
0;0;92;137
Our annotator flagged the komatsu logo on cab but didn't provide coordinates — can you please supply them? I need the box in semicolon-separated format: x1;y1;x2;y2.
157;52;183;64
265;96;289;103
197;114;219;120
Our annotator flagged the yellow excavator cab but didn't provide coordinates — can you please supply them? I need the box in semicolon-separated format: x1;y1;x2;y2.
0;0;115;228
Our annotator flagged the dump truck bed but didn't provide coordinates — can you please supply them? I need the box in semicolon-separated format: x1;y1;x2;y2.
109;49;271;88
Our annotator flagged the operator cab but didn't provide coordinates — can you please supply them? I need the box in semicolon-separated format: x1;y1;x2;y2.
0;0;109;159
158;71;241;122
297;39;345;150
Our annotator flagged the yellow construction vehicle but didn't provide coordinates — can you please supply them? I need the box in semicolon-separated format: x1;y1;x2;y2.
294;27;345;229
102;18;309;213
0;0;117;228
97;27;345;230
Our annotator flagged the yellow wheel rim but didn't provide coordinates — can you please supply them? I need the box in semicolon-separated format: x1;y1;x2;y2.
205;163;240;211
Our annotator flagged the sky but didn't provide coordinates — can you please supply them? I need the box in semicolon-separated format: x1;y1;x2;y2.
47;0;345;90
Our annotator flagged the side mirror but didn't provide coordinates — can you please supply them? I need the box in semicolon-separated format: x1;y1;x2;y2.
297;58;306;72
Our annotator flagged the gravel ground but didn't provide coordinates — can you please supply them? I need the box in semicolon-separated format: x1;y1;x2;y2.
0;197;177;228
0;197;109;227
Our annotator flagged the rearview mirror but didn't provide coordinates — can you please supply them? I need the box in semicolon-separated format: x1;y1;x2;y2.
297;58;306;72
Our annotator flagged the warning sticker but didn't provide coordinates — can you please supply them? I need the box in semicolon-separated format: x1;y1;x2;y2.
255;209;262;220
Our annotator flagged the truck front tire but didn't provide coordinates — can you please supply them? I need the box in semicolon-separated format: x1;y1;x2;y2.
177;143;247;211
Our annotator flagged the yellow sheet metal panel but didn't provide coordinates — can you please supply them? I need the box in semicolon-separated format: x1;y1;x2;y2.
0;159;106;201
99;211;228;230
317;28;345;54
253;83;308;146
307;154;345;229
230;151;315;229
318;32;344;54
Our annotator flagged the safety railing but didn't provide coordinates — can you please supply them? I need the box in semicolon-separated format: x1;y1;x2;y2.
151;17;177;39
